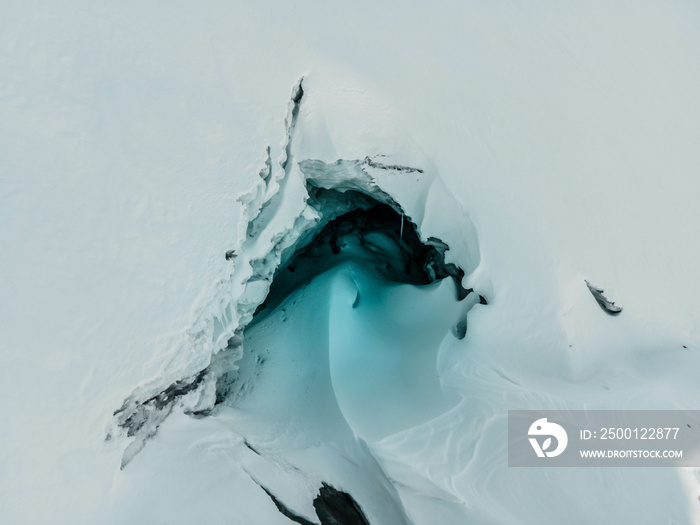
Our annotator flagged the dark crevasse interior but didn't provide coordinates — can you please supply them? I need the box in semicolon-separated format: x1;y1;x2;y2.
251;187;470;326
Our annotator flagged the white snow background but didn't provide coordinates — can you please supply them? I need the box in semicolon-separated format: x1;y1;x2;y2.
2;1;700;523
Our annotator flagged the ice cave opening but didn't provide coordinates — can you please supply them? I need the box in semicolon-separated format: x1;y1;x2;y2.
111;80;485;479
217;186;477;443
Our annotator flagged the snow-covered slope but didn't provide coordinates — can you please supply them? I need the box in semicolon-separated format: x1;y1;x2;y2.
2;1;700;524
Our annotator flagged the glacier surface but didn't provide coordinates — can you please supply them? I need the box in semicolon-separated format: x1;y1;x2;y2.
2;1;700;524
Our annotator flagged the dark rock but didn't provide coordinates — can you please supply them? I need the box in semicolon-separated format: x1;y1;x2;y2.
454;317;468;340
313;483;370;525
585;280;622;315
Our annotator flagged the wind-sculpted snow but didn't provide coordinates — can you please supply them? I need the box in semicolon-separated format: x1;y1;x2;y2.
109;76;487;525
6;3;700;523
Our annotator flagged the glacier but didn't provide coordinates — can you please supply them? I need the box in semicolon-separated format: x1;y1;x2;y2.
2;1;700;524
